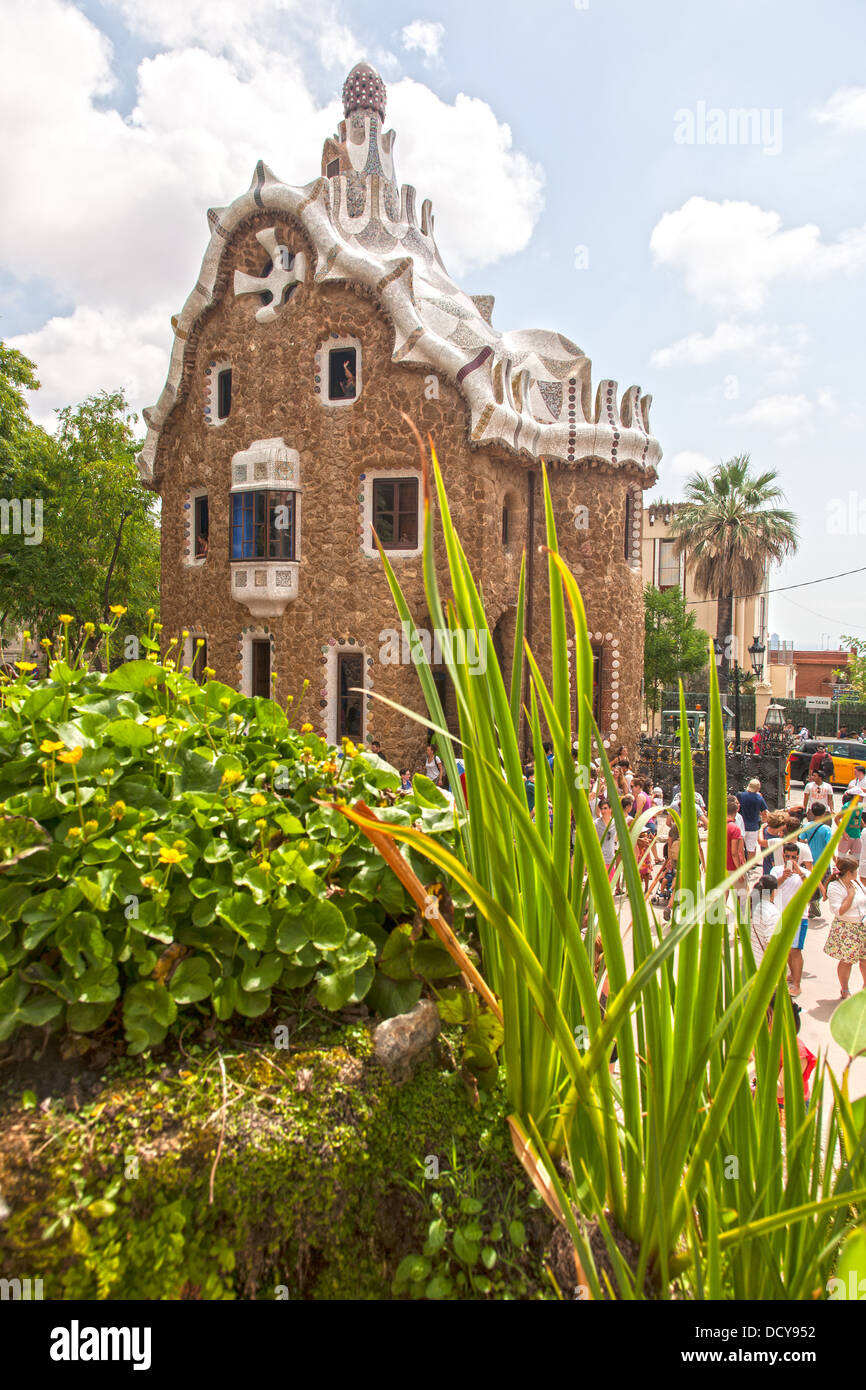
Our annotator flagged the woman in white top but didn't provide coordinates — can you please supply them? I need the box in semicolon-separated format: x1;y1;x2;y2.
424;743;444;787
824;854;866;998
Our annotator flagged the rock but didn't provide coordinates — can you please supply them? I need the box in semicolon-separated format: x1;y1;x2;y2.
0;1187;10;1222
372;1000;440;1084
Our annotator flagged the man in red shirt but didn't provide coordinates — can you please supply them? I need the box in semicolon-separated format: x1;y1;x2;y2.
726;794;747;914
808;745;827;779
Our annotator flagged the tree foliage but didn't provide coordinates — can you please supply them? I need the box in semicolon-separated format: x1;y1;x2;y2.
643;584;710;715
0;344;159;660
835;636;866;700
667;456;797;685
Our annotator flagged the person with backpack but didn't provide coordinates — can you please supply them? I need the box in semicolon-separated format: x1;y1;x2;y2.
423;742;445;787
800;802;833;919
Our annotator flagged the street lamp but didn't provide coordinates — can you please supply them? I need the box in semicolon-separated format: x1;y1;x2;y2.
748;634;766;679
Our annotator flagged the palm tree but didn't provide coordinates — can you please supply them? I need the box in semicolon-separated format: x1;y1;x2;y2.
669;456;798;690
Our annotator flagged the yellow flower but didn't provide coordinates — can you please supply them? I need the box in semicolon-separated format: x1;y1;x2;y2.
255;818;267;829
250;793;267;806
181;630;189;640
22;630;31;641
219;697;231;710
15;661;37;672
103;767;115;779
341;738;357;758
176;720;190;731
146;607;155;619
231;712;243;724
301;722;313;733
109;604;127;616
158;847;186;865
221;769;242;787
40;638;52;650
147;716;167;729
40;739;64;753
195;638;205;648
173;839;186;850
203;667;215;679
84;820;99;833
58;614;74;625
163;659;176;671
66;826;82;840
83;622;95;636
153;622;163;633
143;832;157;843
57;746;83;765
141;874;157;889
110;800;126;820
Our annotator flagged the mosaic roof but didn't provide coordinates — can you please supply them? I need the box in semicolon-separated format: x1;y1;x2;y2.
137;65;661;483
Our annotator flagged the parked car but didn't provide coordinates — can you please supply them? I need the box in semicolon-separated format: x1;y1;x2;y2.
786;738;866;788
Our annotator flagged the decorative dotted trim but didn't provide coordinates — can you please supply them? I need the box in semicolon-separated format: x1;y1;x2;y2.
204;358;231;427
319;637;374;744
626;483;642;570
236;626;275;697
183;487;208;567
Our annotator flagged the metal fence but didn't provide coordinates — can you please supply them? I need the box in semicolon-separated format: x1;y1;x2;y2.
769;698;866;738
636;739;788;808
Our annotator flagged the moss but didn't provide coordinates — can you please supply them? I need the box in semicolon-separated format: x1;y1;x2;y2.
0;1023;552;1300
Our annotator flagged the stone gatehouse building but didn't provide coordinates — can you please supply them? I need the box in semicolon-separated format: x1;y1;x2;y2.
139;62;661;768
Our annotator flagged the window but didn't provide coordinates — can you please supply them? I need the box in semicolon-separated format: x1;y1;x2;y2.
329;348;357;401
194;495;209;559
217;369;232;420
251;639;271;699
337;653;364;740
373;478;419;550
592;646;602;723
502;505;509;545
657;538;680;591
231;491;295;560
191;637;208;683
326;157;340;178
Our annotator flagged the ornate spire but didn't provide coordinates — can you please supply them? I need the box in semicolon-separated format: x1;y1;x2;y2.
342;63;386;122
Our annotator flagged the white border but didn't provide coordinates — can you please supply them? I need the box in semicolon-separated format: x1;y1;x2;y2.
204;358;232;427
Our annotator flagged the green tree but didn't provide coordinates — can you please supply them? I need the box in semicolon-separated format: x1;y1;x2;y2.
644;584;709;724
835;636;866;700
668;456;797;690
0;344;159;661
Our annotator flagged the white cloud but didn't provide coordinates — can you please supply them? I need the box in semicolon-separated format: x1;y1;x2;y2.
735;393;813;429
387;80;544;274
10;305;171;429
400;21;445;62
650;320;809;384
651;321;763;368
813;86;866;132
669;450;716;477
650;196;866;311
1;0;543;420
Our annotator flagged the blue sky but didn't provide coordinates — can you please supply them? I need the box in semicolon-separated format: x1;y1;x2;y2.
2;0;865;646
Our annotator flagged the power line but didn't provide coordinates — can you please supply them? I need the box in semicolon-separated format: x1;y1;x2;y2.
682;562;866;607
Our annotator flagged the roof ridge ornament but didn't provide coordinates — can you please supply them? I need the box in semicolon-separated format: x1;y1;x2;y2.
342;62;386;121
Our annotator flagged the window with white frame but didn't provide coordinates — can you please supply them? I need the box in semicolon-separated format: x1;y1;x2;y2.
361;470;422;558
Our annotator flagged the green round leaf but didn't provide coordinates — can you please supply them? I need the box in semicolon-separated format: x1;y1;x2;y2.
830;992;866;1058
